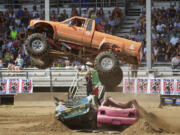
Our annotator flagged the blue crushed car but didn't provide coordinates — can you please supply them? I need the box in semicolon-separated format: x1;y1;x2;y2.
54;95;100;129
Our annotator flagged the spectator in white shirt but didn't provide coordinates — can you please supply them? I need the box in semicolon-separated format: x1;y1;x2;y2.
156;22;166;32
170;33;179;46
171;55;180;69
15;16;21;26
81;10;89;18
32;6;39;18
153;45;159;62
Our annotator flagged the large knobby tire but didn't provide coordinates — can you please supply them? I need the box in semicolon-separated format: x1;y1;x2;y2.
30;56;54;69
98;67;123;90
25;33;49;57
94;51;123;89
94;51;119;74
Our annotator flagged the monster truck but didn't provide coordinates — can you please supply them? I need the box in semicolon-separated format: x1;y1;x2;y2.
25;16;142;88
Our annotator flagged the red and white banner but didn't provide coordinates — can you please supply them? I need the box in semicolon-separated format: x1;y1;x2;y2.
0;80;8;94
162;79;175;95
150;79;161;94
137;79;148;93
9;79;20;94
123;78;180;95
21;79;33;93
176;80;180;95
0;79;33;95
123;79;135;93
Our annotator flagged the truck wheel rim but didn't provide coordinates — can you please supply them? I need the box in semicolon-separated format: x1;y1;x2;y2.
31;40;43;51
101;57;113;70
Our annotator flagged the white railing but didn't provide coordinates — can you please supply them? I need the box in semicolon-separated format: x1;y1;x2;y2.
68;70;78;98
0;67;179;88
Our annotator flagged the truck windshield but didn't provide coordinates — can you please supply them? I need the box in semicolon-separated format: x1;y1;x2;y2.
64;18;85;27
86;19;93;31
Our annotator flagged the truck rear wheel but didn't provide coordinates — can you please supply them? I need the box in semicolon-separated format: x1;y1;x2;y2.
30;56;54;69
95;51;123;89
25;33;49;57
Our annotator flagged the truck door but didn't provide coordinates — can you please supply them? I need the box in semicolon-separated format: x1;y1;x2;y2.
57;18;85;45
83;19;94;46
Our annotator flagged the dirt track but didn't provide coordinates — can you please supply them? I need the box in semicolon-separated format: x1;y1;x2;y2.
1;93;180;135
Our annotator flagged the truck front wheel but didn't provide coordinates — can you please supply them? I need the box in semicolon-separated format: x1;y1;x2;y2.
95;51;119;73
25;33;49;57
94;51;123;89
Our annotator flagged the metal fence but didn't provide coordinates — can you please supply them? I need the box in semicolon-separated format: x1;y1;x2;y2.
0;67;179;90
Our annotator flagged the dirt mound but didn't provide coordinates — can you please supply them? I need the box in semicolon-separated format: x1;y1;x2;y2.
135;103;174;133
125;101;180;135
123;119;160;135
21;114;71;133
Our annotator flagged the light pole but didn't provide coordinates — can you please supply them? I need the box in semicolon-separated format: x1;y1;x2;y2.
45;0;50;21
146;0;152;70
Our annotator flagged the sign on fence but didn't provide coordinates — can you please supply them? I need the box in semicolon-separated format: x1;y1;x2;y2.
123;78;180;95
150;79;161;94
0;79;33;95
176;80;180;95
163;79;175;95
9;79;20;94
0;80;7;94
21;79;33;93
137;79;148;94
123;78;135;93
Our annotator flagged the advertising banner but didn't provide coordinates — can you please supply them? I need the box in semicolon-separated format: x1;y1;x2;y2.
176;80;180;95
123;78;135;93
0;79;33;95
150;79;161;94
21;79;33;93
137;79;148;93
162;79;175;95
123;78;180;95
0;80;8;94
9;79;20;94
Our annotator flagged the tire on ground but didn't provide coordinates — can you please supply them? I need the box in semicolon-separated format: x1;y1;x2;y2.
31;56;54;69
94;51;123;89
25;33;49;57
98;67;123;89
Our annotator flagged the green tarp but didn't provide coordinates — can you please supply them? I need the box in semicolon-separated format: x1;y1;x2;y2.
92;70;101;85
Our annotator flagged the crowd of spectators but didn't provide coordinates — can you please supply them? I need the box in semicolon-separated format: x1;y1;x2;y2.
128;5;180;68
0;6;32;71
0;5;123;71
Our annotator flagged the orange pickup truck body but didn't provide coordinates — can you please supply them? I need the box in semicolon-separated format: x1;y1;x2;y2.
28;16;142;65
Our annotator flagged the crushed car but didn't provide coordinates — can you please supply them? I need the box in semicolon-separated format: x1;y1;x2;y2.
54;95;138;130
97;97;138;128
54;95;99;129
